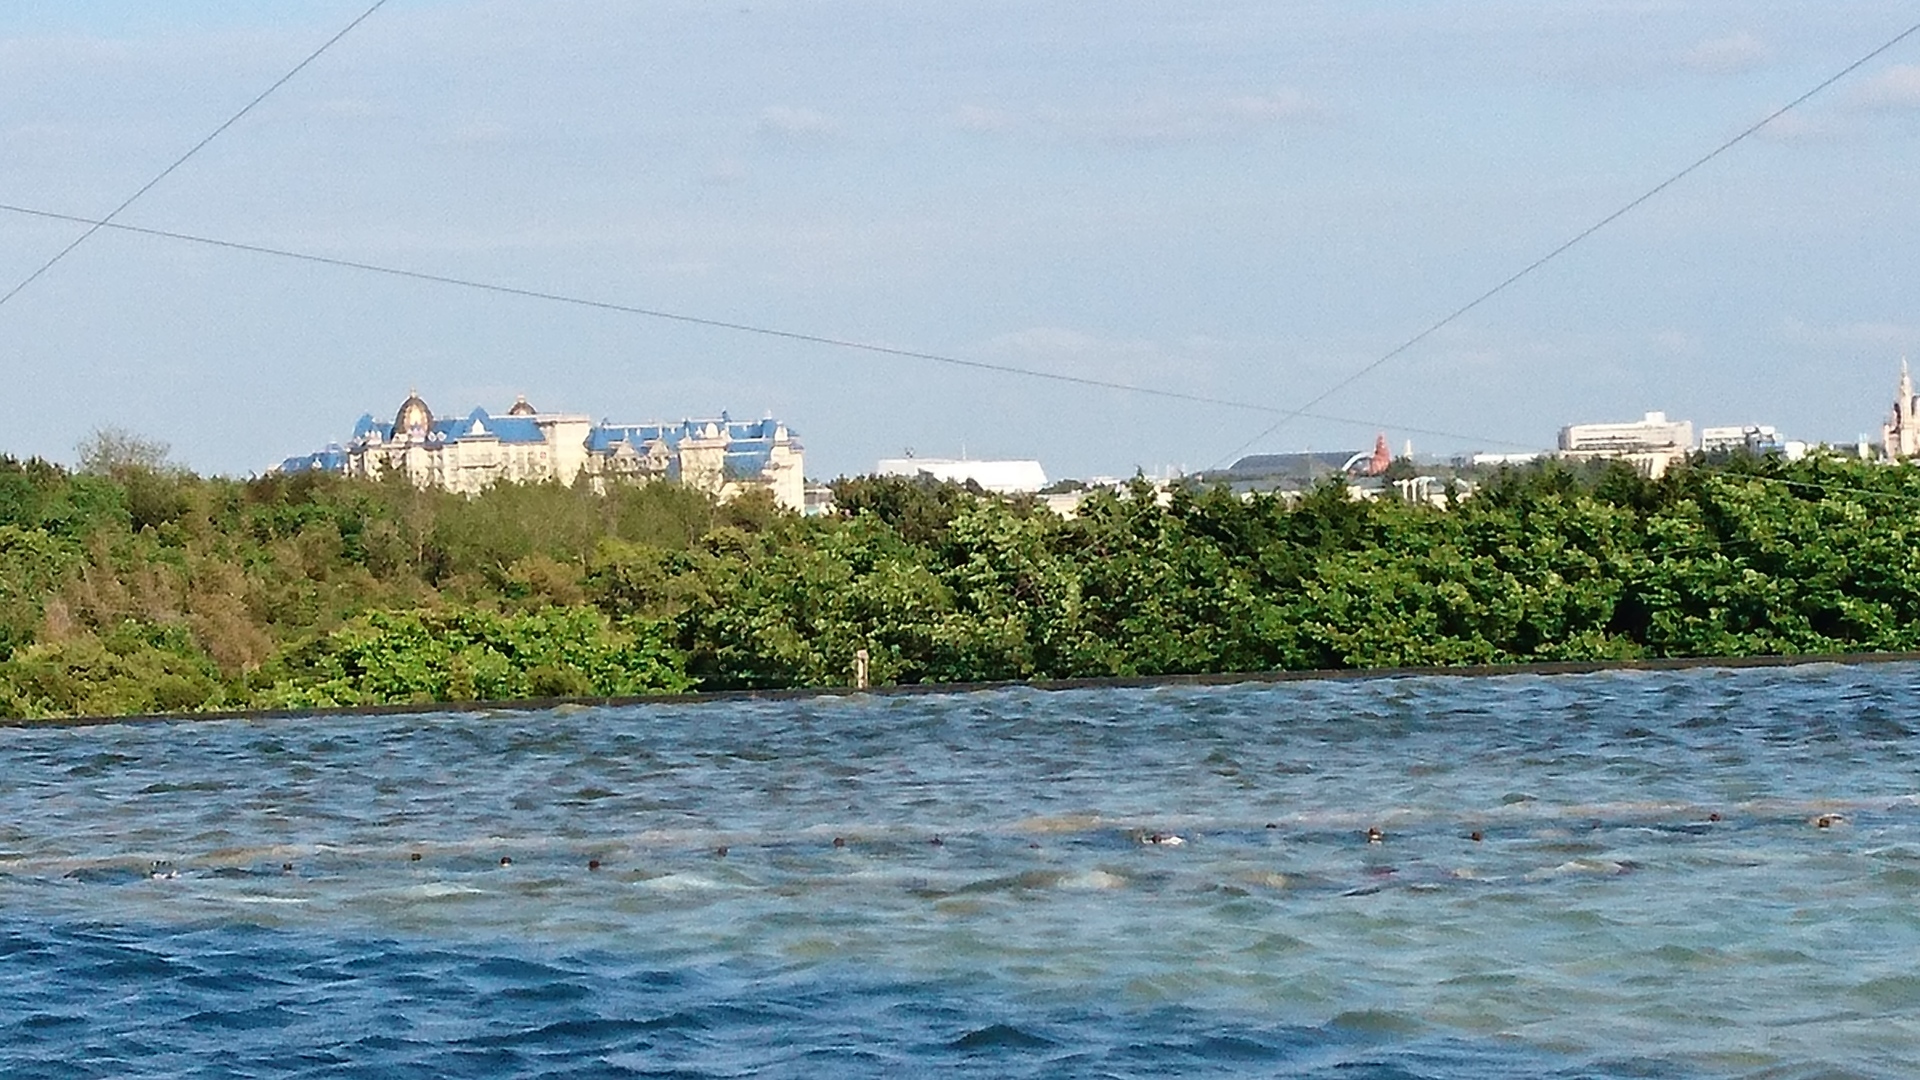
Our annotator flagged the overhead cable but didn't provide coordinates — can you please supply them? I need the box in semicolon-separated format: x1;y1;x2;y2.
1211;16;1920;468
0;0;389;313
0;199;1542;452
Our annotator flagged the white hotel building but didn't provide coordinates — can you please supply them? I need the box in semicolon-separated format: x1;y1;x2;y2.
276;392;806;510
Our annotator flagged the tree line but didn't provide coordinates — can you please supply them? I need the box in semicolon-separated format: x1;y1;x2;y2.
3;443;1919;719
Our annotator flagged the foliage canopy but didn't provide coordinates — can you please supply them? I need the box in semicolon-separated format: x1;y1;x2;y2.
3;453;1919;719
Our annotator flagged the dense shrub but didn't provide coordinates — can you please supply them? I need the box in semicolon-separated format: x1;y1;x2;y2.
4;451;1920;719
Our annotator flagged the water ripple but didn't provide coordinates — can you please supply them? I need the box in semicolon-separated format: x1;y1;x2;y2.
5;664;1920;1076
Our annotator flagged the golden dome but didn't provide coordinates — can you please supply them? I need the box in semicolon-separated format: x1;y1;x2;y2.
394;391;433;436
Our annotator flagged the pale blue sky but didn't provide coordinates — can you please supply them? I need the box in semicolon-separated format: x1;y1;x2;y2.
3;1;1918;478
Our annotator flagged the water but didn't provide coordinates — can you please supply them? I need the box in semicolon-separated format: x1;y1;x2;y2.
4;663;1920;1078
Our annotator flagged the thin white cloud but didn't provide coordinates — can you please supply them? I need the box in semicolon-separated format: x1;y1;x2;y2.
311;97;380;119
757;105;838;141
4;121;85;144
1682;32;1767;75
976;326;1229;387
955;89;1323;145
952;104;1017;134
1217;89;1318;123
1092;92;1325;143
1649;330;1702;358
1782;318;1920;351
1755;110;1838;143
0;33;143;69
1853;64;1920;110
699;156;748;187
446;119;512;146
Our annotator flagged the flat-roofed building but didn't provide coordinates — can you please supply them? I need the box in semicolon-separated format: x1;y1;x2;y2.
1559;411;1693;454
874;457;1048;495
1699;424;1806;460
1558;411;1693;477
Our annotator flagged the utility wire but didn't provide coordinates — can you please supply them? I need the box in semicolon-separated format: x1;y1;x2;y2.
19;6;1893;463
8;178;1914;506
0;199;1542;453
0;0;388;313
1211;16;1920;470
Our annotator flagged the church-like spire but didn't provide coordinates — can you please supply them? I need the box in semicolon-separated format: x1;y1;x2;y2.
1890;358;1918;460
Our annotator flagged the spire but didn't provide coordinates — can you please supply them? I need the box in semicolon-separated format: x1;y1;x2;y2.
1894;358;1917;460
1368;432;1391;476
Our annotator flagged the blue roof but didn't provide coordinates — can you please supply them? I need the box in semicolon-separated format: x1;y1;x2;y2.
584;416;792;452
487;416;544;444
301;407;797;475
387;410;547;447
276;446;349;474
725;447;774;477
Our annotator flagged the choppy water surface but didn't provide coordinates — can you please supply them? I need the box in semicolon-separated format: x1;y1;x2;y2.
5;664;1920;1078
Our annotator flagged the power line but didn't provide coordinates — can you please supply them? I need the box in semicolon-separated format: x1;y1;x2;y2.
1211;16;1920;470
0;199;1543;452
9;174;1911;497
0;0;388;313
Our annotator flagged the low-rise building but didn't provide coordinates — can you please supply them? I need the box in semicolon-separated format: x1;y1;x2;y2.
1465;451;1547;468
1559;411;1693;455
1700;425;1807;460
874;457;1049;495
275;392;805;510
1558;411;1693;477
802;483;838;517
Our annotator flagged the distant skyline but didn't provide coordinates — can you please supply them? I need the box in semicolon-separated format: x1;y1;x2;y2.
3;1;1919;478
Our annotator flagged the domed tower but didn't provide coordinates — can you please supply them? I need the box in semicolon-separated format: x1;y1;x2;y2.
507;394;537;417
394;391;433;441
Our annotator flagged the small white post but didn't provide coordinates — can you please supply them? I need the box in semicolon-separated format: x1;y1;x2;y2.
853;648;870;691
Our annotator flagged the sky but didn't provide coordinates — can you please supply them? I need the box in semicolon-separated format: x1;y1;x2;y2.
2;1;1919;479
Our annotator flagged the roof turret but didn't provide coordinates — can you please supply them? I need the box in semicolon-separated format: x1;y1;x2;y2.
394;391;433;438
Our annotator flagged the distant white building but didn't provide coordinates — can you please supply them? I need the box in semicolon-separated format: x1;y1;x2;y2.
1560;411;1693;455
875;457;1048;495
1559;411;1693;477
1467;451;1547;468
1700;425;1807;460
